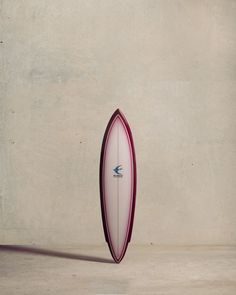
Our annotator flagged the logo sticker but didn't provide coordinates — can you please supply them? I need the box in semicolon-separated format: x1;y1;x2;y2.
113;165;123;177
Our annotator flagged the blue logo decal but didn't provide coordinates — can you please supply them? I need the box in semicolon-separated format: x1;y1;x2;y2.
113;165;123;175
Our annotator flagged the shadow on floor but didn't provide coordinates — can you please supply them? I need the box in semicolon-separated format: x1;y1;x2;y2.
0;245;114;264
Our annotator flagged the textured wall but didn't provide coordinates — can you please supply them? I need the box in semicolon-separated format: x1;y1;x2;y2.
0;0;236;246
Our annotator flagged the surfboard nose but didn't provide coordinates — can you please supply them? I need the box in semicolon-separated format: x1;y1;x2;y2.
114;108;121;116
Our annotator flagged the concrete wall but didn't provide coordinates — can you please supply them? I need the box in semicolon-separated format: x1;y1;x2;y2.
0;0;236;246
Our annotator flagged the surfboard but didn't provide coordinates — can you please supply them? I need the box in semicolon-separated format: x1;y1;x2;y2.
99;109;137;263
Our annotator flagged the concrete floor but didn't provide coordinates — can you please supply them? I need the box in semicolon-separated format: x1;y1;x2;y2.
0;245;236;295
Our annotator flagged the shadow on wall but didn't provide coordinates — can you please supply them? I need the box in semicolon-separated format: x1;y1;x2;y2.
0;245;114;264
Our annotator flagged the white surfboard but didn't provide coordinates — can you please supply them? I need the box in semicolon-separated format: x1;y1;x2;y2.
99;109;137;263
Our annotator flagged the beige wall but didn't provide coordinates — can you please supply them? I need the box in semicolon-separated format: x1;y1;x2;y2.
0;0;236;246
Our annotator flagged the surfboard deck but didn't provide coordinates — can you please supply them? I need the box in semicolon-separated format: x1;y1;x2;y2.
99;109;137;263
